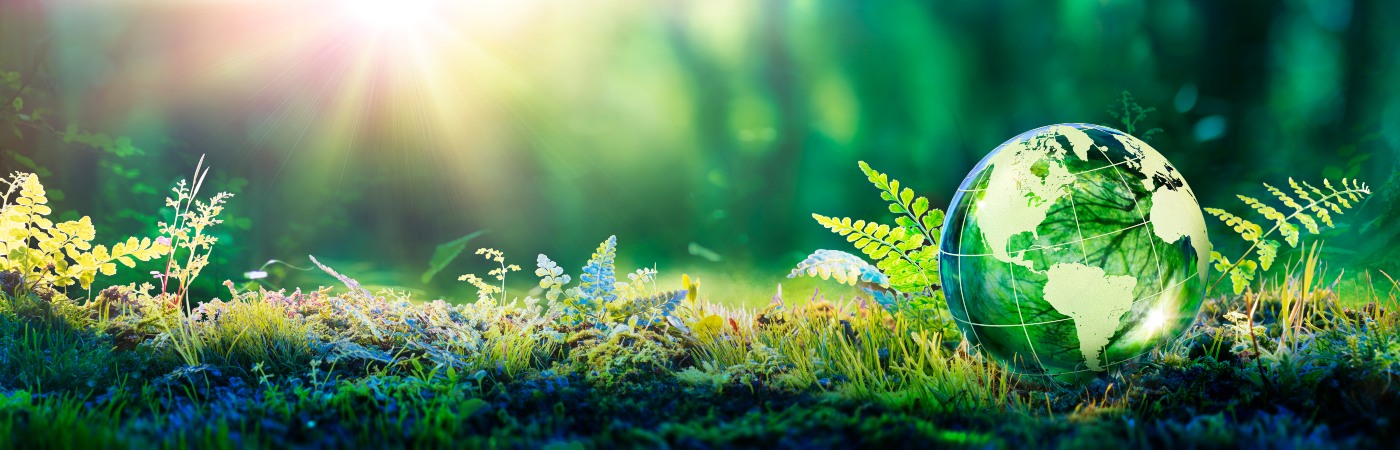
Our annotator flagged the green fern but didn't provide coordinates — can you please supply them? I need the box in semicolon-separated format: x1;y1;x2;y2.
857;161;946;245
788;249;888;287
810;214;938;294
0;172;168;292
796;161;948;327
1205;177;1370;294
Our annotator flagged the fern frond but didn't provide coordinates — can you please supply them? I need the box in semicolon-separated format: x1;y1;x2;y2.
857;161;944;245
579;235;618;307
788;249;902;312
1204;208;1262;242
0;173;166;290
1211;251;1257;295
1289;178;1332;228
1237;195;1299;246
788;249;889;287
612;290;685;326
812;214;938;295
798;162;951;323
1208;177;1371;294
534;254;571;302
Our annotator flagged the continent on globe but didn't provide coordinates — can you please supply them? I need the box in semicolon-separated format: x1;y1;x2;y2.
939;123;1211;382
1041;263;1137;371
978;130;1077;269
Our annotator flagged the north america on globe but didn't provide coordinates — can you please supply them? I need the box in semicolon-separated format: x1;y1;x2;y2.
940;123;1212;380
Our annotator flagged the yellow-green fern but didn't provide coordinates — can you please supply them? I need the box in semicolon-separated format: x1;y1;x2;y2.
796;161;947;325
1205;177;1370;294
810;214;938;294
858;161;946;245
0;172;168;292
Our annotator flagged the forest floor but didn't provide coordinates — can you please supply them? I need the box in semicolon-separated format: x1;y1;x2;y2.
1;263;1398;450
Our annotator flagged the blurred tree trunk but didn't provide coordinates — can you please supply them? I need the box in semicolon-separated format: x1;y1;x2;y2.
747;1;803;258
663;8;742;259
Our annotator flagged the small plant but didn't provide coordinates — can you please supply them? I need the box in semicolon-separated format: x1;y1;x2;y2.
149;156;235;366
155;156;233;308
1105;90;1162;140
792;161;949;330
536;235;685;328
1206;177;1371;390
1206;178;1371;295
458;247;520;303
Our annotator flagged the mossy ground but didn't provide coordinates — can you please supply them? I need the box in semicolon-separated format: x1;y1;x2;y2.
0;268;1397;449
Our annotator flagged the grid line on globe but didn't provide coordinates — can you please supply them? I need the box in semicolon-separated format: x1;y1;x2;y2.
939;123;1211;381
954;155;1147;194
1007;257;1047;371
1066;194;1090;261
1096;144;1169;294
953;178;987;356
940;220;1151;257
946;276;1194;329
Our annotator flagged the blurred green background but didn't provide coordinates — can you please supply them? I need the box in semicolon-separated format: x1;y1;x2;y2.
2;0;1397;303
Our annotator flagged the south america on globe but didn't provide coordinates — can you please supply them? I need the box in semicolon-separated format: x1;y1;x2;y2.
939;123;1211;382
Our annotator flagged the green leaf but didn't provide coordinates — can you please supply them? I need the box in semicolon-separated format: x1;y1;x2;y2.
922;209;945;234
420;230;489;283
911;196;929;219
1229;260;1257;295
1280;222;1300;247
9;153;38;170
788;249;889;288
1257;240;1278;271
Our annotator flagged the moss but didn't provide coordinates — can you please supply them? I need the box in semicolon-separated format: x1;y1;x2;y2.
568;328;684;387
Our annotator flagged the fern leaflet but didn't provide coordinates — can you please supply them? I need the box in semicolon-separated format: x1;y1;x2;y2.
578;235;618;307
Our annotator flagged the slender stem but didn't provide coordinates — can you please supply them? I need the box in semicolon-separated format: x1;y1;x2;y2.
498;259;507;304
1245;292;1273;396
160;188;191;298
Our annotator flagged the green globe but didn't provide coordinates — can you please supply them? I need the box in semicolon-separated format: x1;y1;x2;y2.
939;123;1211;381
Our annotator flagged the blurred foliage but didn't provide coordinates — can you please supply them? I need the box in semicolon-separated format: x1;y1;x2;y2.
421;230;488;284
1;0;1397;301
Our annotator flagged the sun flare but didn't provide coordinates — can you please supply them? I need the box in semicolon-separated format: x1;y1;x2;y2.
342;0;441;31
